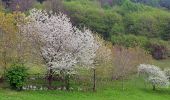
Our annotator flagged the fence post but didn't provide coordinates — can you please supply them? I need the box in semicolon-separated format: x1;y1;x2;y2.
93;68;96;92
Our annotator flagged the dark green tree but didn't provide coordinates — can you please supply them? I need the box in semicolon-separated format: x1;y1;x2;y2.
162;21;170;41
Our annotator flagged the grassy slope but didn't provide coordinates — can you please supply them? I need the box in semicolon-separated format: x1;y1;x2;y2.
0;77;170;100
0;59;169;100
153;58;170;68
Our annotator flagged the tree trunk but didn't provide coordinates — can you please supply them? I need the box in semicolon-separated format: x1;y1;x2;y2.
153;84;156;91
93;68;96;92
3;51;7;71
48;68;53;89
122;76;124;91
65;74;70;91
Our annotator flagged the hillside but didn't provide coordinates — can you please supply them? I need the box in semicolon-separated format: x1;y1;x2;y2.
1;0;170;40
64;0;170;40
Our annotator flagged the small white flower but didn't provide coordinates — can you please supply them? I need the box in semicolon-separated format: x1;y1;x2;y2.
57;87;61;90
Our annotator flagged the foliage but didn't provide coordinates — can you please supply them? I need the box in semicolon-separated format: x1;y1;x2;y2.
160;0;170;9
63;0;170;42
111;34;149;48
120;0;145;13
2;0;36;12
94;34;113;65
32;1;45;10
36;0;45;4
0;11;18;71
0;11;34;74
131;0;170;10
64;0;124;39
1;0;170;42
162;21;170;41
146;39;168;59
131;0;160;7
43;0;64;13
111;35;169;59
138;64;169;90
5;63;28;90
124;11;159;37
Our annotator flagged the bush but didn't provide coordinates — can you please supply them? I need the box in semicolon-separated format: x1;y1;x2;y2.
111;34;149;48
146;39;168;59
162;21;170;41
111;35;169;59
120;0;145;13
5;64;28;90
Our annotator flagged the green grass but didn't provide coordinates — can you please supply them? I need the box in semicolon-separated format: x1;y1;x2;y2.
0;76;170;100
0;59;169;100
153;58;170;68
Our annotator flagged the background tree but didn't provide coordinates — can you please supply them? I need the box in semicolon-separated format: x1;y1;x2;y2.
162;21;170;41
0;11;18;73
43;0;64;14
160;0;170;9
112;46;152;90
92;34;113;91
2;0;35;12
131;0;160;7
0;11;34;77
37;0;46;4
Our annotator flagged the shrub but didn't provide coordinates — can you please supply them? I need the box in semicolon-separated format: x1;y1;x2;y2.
5;64;28;90
162;21;170;41
111;34;149;48
120;0;145;13
111;35;169;59
146;39;168;59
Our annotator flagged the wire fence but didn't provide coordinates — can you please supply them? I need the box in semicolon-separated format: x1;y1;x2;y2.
24;72;114;91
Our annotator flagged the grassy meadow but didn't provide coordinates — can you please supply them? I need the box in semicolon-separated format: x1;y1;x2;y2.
0;77;170;100
0;59;170;100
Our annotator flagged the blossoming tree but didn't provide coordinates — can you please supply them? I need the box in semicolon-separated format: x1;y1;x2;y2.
19;9;99;90
138;64;169;90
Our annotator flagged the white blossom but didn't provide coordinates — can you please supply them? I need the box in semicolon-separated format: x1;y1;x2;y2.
138;64;169;87
19;9;99;71
164;68;170;80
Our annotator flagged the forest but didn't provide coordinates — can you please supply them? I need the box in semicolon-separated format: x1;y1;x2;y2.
0;0;170;100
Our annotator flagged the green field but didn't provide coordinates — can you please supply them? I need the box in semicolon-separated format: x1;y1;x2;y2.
0;59;170;100
0;76;170;100
153;59;170;68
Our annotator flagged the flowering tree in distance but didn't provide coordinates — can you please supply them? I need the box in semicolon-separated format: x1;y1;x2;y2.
138;64;169;90
19;9;99;90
